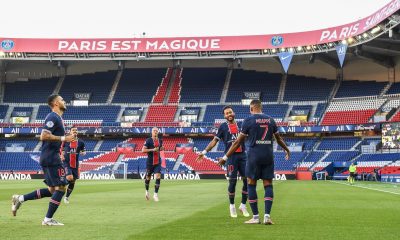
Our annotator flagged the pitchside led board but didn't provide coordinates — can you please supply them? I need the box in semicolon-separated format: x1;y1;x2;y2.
242;92;261;105
71;93;91;106
382;122;400;149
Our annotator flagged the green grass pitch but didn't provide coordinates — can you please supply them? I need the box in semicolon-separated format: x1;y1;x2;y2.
0;180;399;240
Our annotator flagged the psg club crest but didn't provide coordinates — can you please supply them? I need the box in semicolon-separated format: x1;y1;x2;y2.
1;39;15;51
271;36;283;47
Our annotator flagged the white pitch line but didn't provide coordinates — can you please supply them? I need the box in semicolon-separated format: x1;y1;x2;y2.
330;180;400;196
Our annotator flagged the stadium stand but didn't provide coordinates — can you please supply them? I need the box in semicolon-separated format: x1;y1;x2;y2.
225;70;281;102
0;105;9;122
179;68;226;103
321;98;386;125
3;77;58;103
386;82;400;95
334;80;387;98
36;105;120;123
112;68;167;103
284;75;335;102
59;71;117;103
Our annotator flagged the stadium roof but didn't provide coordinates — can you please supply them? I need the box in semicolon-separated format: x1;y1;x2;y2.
2;0;393;38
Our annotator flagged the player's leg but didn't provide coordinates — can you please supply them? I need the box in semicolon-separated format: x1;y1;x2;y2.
64;167;76;203
42;165;67;226
145;166;153;200
153;167;161;202
263;179;274;225
238;159;249;217
227;157;238;217
244;160;260;224
11;185;52;216
262;162;275;225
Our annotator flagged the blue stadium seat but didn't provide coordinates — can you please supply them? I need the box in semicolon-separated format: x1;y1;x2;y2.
113;68;166;103
59;71;117;103
318;138;360;150
387;82;400;95
4;77;59;103
284;75;335;101
226;70;281;102
335;80;387;98
180;68;227;103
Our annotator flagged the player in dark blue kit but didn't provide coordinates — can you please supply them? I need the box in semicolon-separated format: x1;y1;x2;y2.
11;94;76;226
196;106;249;218
61;127;86;204
142;127;164;202
218;100;290;225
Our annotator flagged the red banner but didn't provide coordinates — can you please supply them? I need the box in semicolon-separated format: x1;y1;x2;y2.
1;0;399;53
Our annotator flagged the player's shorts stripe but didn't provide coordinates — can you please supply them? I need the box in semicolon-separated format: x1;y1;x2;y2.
37;189;41;199
242;191;248;194
264;197;273;201
248;199;258;203
50;199;60;205
228;192;235;196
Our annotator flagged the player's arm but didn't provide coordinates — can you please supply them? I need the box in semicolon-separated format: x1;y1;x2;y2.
142;146;157;153
81;142;87;156
40;130;75;142
274;132;290;160
217;133;246;166
196;137;219;162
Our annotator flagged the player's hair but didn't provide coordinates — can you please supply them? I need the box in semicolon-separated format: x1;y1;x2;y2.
222;105;233;114
47;94;60;107
250;99;263;110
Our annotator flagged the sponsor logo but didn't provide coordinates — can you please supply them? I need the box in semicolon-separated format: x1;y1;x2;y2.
0;173;31;180
355;125;377;131
274;173;287;180
79;173;116;180
139;173;200;180
271;36;283;47
280;55;290;60
1;39;15;51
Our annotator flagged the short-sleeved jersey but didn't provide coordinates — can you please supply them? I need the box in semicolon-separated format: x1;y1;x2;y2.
144;137;163;166
241;114;278;163
63;139;85;168
40;112;65;167
216;121;246;154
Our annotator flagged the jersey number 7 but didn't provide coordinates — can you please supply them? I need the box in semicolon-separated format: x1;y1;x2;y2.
260;125;269;140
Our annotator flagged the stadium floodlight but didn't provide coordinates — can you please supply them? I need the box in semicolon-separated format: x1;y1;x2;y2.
271;49;276;53
341;40;347;44
296;46;302;51
280;47;286;52
370;26;381;34
347;37;354;44
328;43;333;47
289;48;294;52
306;46;311;50
0;51;4;57
362;33;368;38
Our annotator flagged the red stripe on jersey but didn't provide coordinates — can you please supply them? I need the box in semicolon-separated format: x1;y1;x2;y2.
228;123;242;153
153;138;159;165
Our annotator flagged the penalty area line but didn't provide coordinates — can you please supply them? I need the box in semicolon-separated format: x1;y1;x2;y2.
330;180;400;196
